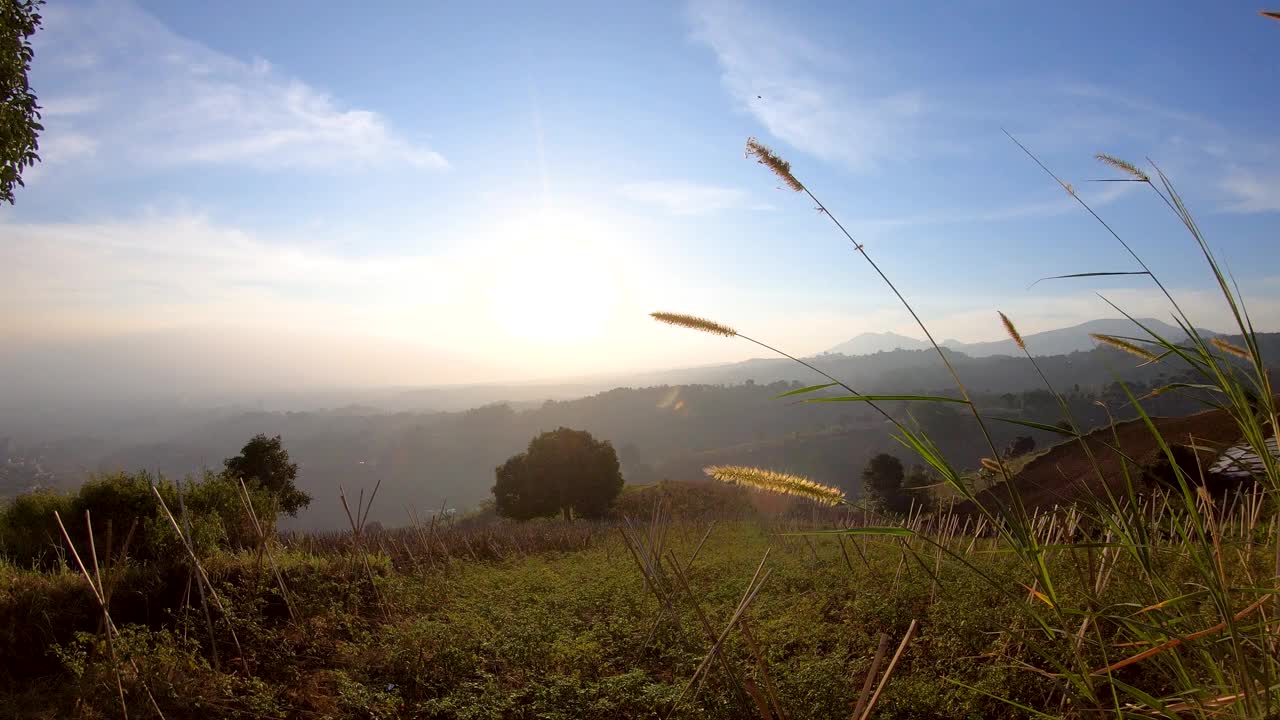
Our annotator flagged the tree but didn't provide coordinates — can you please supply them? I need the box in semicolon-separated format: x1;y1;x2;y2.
492;427;623;521
861;453;910;514
1;0;42;204
903;465;935;513
223;434;311;516
1003;435;1036;459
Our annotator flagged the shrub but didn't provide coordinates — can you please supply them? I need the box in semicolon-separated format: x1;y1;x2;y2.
0;489;72;567
0;470;280;569
612;479;755;520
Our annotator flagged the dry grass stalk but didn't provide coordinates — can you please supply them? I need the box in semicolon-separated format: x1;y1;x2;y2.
665;549;755;713
1092;591;1274;676
851;633;891;720
339;480;389;620
235;479;295;623
152;486;250;675
739;617;788;720
176;482;220;672
620;504;687;643
668;549;773;718
53;511;166;719
857;619;919;720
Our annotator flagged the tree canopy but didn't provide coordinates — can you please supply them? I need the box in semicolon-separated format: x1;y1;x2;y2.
861;452;910;514
224;434;311;516
493;427;623;521
1;0;42;204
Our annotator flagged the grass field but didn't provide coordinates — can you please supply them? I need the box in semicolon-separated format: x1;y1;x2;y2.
2;500;1275;719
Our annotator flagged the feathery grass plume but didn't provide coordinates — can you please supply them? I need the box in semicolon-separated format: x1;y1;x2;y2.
704;464;845;506
980;457;1004;474
1090;333;1159;362
998;311;1025;351
650;312;737;338
745;137;804;192
1211;337;1252;360
1095;153;1150;182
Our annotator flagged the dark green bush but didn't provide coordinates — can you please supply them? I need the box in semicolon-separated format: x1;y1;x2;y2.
0;489;73;567
0;470;280;569
613;479;755;520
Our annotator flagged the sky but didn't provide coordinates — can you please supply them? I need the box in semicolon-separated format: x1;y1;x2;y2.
2;0;1279;393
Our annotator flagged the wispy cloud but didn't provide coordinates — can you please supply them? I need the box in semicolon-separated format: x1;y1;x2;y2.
0;212;459;340
1220;167;1280;214
688;0;925;171
29;0;446;179
618;180;771;215
854;179;1140;232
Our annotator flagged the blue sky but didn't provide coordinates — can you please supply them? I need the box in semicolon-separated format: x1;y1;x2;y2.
2;0;1278;388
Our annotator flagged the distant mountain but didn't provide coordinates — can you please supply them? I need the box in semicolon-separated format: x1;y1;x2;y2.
951;318;1208;357
827;331;931;355
829;318;1211;358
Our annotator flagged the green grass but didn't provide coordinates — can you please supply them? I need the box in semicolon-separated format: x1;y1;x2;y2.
3;516;1275;719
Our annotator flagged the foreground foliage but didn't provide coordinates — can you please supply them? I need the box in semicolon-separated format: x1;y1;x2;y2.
0;511;1274;719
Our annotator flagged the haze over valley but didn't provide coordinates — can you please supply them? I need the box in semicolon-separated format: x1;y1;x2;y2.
5;317;1269;530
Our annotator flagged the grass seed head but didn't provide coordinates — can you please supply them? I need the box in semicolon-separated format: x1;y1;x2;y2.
1091;333;1159;362
998;311;1025;351
1095;153;1150;182
1211;337;1252;360
704;464;845;506
650;312;738;338
746;137;805;192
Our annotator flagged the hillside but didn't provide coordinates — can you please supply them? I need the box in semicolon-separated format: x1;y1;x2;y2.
957;407;1247;513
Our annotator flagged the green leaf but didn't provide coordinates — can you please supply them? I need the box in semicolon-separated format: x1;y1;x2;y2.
803;526;916;537
773;382;839;399
987;416;1077;436
1029;270;1150;288
803;394;968;404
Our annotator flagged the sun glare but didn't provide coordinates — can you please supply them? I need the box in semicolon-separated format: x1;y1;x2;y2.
485;210;624;345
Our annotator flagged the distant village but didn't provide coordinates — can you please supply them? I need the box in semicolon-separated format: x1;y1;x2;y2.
0;437;55;496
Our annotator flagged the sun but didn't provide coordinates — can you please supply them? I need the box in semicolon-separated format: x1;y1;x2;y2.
485;210;624;345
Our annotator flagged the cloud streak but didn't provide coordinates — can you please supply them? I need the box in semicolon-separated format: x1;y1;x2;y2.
1220;168;1280;214
618;180;771;215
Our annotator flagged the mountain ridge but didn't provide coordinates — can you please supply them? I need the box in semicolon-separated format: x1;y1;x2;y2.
828;318;1215;358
